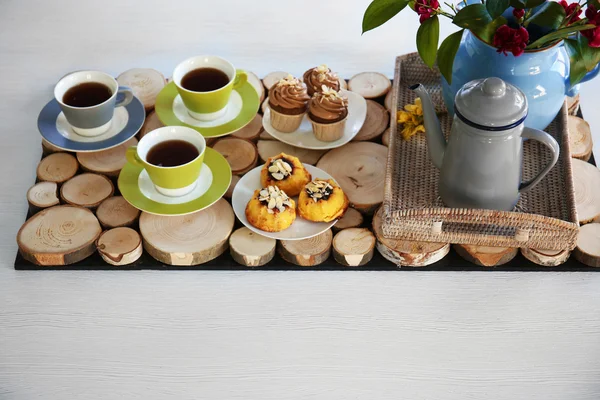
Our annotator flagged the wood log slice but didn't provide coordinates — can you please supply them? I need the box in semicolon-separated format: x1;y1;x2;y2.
96;227;143;266
338;77;348;90
139;110;164;139
353;100;389;141
76;137;137;177
259;129;275;140
567;93;580;116
574;223;600;267
41;139;64;156
572;158;600;224
332;207;363;233
257;140;327;165
117;68;166;111
17;205;102;265
521;247;570;267
317;142;387;214
278;229;332;266
231;114;263;141
262;71;289;91
384;89;395;112
247;71;265;103
229;227;276;267
332;228;376;267
139;198;234;266
36;153;79;183
60;173;114;209
382;128;391;147
212;137;258;175
568;115;593;162
372;208;449;267
454;244;518;267
225;175;241;200
27;181;59;214
348;72;391;99
261;96;270;114
96;196;140;228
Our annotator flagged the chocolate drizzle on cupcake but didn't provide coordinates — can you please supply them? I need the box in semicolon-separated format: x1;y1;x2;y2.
268;75;310;115
303;65;340;96
305;180;334;202
308;86;349;124
258;185;293;214
267;157;294;181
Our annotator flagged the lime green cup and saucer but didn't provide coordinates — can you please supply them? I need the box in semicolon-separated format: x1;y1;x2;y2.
118;126;231;216
155;55;260;138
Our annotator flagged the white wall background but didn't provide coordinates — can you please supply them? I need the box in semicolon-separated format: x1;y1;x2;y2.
2;1;600;399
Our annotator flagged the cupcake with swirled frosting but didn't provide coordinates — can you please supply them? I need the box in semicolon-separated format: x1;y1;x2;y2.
268;75;310;133
303;64;340;96
308;86;349;142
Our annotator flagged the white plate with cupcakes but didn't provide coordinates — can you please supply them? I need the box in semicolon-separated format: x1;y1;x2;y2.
262;66;367;150
232;152;349;240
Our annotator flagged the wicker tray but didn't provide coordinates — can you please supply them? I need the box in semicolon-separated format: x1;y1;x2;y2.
382;53;579;251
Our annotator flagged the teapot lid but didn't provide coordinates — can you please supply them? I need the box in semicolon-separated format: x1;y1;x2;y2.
454;77;527;131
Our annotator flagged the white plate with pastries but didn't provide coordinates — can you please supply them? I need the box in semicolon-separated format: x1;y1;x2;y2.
232;163;340;240
262;90;367;150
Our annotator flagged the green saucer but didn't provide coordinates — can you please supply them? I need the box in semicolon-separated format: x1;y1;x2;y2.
155;81;260;138
118;148;231;216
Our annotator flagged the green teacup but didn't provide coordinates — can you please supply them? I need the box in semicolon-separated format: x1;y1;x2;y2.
173;55;247;121
126;126;206;197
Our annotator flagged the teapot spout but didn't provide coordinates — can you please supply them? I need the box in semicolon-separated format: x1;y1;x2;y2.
410;83;446;169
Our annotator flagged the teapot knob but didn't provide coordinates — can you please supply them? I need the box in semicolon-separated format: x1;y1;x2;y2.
482;77;506;96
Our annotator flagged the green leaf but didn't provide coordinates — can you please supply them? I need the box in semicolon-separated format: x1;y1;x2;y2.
453;4;493;34
510;0;526;9
486;0;510;19
590;0;600;9
578;34;600;71
565;38;588;86
437;29;464;84
362;0;410;34
478;16;508;43
526;24;596;49
525;1;565;30
525;0;546;8
417;16;440;68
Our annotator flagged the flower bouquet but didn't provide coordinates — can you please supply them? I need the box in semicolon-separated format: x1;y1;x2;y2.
363;0;600;85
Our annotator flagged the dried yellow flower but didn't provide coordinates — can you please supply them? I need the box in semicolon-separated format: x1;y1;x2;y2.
397;98;425;140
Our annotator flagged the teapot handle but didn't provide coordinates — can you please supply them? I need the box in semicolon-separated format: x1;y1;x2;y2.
519;127;560;193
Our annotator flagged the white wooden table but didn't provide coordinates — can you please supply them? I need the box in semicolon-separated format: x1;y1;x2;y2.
2;1;600;398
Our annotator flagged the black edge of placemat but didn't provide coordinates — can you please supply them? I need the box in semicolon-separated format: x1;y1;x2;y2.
14;92;597;271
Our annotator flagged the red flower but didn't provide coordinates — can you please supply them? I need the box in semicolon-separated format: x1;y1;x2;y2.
513;8;525;19
583;6;600;47
559;0;581;24
416;0;440;23
493;25;530;56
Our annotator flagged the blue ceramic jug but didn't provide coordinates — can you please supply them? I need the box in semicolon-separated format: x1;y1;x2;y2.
442;30;599;130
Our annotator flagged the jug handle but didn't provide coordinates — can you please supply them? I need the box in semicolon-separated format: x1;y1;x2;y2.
567;64;600;97
519;128;560;193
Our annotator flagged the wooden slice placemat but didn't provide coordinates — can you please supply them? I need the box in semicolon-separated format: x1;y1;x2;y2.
96;196;140;228
60;173;114;209
77;137;137;177
212;137;258;175
96;227;143;266
278;230;333;266
139;199;234;266
17;205;102;265
317;142;387;214
37;153;79;183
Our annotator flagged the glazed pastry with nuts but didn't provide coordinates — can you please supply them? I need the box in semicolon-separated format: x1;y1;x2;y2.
260;152;311;197
308;86;349;142
245;185;296;232
298;178;349;222
268;74;310;133
303;64;340;97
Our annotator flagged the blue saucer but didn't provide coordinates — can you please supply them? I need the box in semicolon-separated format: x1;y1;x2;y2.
38;96;145;152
